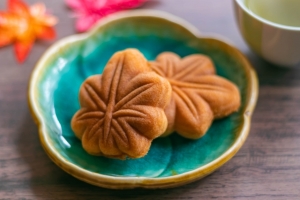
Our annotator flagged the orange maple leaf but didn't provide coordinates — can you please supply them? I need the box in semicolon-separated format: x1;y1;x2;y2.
0;0;57;63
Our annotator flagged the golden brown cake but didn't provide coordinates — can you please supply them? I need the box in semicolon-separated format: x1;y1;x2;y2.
71;49;172;159
150;52;241;139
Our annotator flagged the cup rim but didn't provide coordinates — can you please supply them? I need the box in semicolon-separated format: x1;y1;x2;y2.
234;0;300;31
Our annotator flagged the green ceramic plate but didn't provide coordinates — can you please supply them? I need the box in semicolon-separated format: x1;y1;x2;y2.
28;10;258;189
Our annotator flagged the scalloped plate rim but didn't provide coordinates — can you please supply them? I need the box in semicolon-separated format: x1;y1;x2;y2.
28;9;259;189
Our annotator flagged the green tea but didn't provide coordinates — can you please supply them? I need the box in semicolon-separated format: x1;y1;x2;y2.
245;0;300;27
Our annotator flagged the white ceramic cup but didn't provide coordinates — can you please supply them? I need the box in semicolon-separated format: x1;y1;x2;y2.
234;0;300;67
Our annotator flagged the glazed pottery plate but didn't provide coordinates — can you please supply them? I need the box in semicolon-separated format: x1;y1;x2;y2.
28;10;258;189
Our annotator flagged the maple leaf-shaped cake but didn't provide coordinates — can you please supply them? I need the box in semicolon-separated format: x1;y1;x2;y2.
71;49;172;159
150;52;241;139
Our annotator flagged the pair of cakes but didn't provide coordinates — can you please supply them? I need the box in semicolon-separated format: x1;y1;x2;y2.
71;49;240;159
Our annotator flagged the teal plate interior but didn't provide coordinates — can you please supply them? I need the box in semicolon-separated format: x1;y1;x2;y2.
29;10;258;188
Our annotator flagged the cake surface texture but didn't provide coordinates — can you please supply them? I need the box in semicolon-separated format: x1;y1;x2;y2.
150;52;241;139
71;49;172;159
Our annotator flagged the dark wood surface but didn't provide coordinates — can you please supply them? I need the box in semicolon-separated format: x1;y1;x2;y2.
1;0;300;199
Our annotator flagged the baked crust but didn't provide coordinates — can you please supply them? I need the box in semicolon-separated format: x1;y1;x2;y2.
150;52;241;139
71;49;172;159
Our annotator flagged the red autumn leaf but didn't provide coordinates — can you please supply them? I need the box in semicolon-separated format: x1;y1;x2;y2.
66;0;148;32
0;0;58;63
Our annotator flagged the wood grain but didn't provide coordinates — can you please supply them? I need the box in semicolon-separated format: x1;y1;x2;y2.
1;0;300;199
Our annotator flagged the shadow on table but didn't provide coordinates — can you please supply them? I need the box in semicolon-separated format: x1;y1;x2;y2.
15;109;89;198
245;51;300;87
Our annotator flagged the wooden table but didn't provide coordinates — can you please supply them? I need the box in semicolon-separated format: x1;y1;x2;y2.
1;0;300;199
